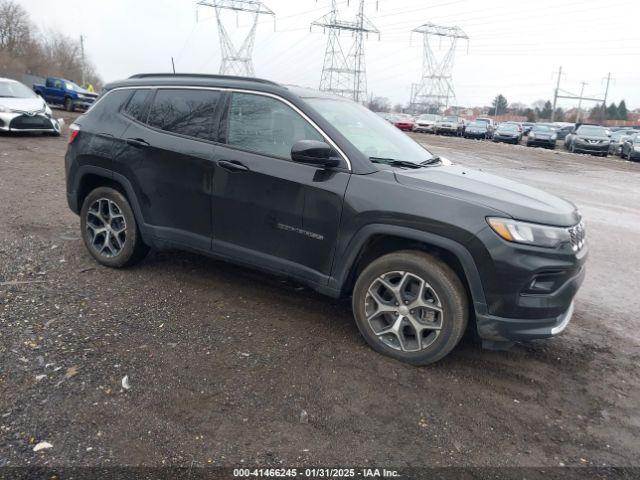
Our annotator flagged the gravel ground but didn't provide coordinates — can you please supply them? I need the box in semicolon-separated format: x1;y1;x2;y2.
1;117;639;469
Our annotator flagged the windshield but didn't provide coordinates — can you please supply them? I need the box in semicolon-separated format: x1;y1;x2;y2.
0;80;37;98
441;116;458;122
611;131;628;140
306;97;437;165
475;118;490;124
467;122;486;128
498;124;518;132
65;82;82;92
532;125;552;132
577;125;607;136
418;114;439;121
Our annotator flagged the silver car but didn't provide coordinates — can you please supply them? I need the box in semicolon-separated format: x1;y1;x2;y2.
0;78;61;135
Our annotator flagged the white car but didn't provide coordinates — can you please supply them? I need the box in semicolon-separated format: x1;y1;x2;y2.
0;78;61;135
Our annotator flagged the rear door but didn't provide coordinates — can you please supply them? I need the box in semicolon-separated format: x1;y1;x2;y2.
115;87;224;251
211;91;350;283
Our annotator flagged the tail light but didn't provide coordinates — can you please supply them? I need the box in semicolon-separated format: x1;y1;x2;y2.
68;123;80;144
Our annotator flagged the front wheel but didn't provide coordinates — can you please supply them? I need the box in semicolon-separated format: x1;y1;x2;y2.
80;187;149;268
352;251;468;365
65;97;74;112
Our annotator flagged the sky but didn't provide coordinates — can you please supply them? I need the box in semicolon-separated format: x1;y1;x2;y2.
18;0;640;110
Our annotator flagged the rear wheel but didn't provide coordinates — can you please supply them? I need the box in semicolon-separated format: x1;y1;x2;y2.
64;97;74;112
352;251;468;365
80;187;149;268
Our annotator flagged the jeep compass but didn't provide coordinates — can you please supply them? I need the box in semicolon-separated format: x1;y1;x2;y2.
65;74;587;365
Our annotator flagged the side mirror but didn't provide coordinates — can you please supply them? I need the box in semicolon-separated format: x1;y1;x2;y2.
291;140;341;168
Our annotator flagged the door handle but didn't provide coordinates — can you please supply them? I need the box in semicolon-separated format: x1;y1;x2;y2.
126;138;150;148
218;160;249;172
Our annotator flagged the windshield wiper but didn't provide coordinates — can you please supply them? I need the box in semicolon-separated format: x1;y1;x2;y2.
369;157;424;169
420;155;441;165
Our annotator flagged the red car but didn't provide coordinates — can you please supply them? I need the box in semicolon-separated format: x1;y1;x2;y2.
391;114;415;131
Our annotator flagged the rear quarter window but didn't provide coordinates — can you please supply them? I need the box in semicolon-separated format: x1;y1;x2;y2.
84;89;130;122
122;89;152;123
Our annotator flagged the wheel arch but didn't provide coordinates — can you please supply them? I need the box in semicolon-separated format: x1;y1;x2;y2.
332;225;488;316
73;167;149;243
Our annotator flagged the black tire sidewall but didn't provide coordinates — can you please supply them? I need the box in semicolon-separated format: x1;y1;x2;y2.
352;251;468;365
80;187;141;268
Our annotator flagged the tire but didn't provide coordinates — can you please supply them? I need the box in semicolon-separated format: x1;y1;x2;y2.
80;187;149;268
352;250;468;365
570;143;576;153
65;97;74;112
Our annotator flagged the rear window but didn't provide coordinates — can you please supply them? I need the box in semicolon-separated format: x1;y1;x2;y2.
147;88;222;142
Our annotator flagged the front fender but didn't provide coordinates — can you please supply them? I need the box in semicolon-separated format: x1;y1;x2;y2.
329;224;488;315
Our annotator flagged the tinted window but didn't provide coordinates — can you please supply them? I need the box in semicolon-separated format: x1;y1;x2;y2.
227;92;323;159
123;89;152;122
147;89;221;141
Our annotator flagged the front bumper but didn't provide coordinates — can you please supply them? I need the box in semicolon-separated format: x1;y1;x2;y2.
574;142;609;154
527;137;556;147
0;112;60;133
493;135;519;143
477;301;575;343
464;131;487;138
413;124;436;132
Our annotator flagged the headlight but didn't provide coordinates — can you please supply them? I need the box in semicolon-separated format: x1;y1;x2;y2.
77;94;85;99
487;217;570;248
45;104;52;116
551;134;557;140
529;133;536;138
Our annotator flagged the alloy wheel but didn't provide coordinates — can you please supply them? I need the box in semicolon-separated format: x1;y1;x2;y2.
364;271;444;352
85;198;127;257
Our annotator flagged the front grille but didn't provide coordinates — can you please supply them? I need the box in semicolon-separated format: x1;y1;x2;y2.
10;114;52;130
568;221;586;252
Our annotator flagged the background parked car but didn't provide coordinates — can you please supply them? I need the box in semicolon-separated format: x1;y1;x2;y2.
526;124;557;149
463;120;490;139
555;124;574;141
609;128;638;155
522;122;534;135
435;115;465;136
492;123;522;144
391;114;415;131
566;125;611;156
33;77;98;112
474;117;497;137
0;77;61;135
620;133;640;161
413;113;441;133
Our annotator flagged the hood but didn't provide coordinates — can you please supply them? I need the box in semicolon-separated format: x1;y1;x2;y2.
394;165;579;227
576;135;609;141
0;96;47;113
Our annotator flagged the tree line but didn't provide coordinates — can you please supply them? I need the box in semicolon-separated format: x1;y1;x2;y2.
0;0;101;88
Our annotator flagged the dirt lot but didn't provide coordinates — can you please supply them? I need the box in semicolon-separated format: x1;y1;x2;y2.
1;116;639;470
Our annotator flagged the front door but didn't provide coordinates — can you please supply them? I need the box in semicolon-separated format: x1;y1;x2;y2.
212;91;350;284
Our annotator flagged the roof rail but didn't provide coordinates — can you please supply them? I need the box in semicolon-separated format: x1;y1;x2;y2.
127;73;280;86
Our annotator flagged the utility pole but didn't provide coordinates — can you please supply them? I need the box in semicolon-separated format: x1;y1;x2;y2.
602;72;612;107
575;81;587;124
197;0;275;77
551;66;562;122
80;34;86;86
408;23;468;114
312;0;379;103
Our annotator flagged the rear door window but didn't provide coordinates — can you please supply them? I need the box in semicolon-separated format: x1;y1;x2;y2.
147;88;222;142
225;92;323;159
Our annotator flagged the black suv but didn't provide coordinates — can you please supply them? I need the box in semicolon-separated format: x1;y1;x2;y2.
65;74;587;365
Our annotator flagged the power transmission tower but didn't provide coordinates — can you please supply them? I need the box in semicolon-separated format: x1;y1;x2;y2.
197;0;275;77
408;23;468;114
311;0;379;103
